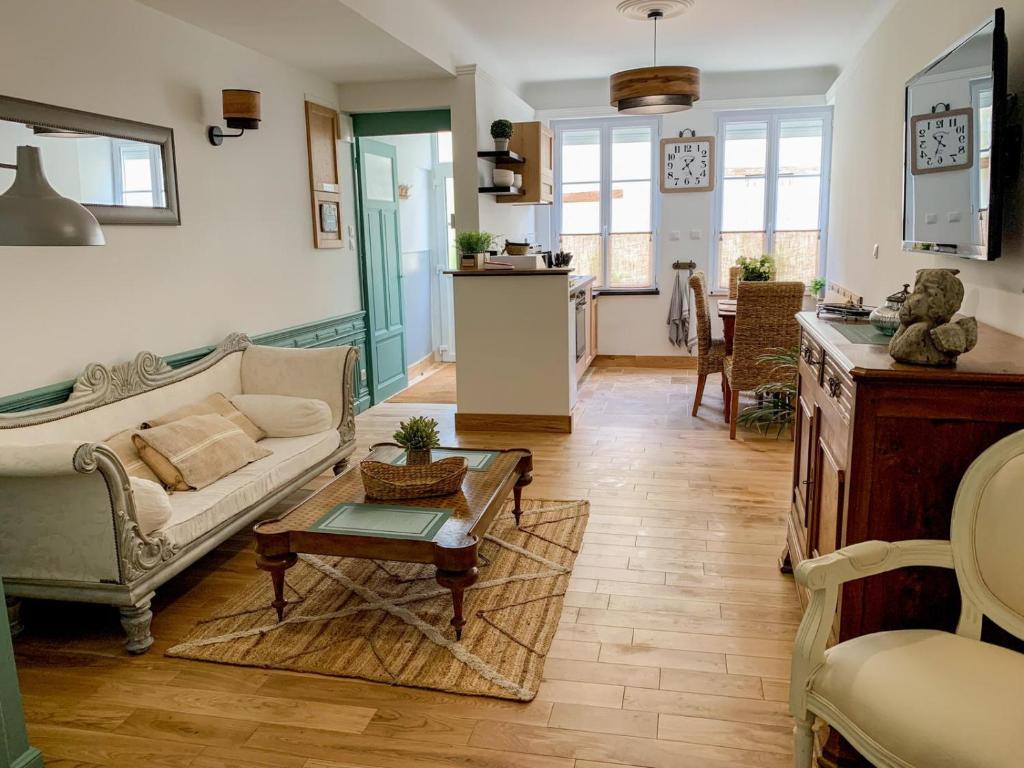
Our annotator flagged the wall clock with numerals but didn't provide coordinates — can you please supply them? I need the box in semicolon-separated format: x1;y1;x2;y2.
661;135;715;193
910;107;973;175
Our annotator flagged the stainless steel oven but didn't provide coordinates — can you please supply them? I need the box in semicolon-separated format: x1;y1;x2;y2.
574;291;587;362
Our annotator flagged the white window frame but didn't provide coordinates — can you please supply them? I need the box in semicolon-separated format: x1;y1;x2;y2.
552;115;662;292
111;139;164;207
711;106;833;293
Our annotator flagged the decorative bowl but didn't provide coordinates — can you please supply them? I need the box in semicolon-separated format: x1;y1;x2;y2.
869;283;910;337
360;456;468;500
492;169;514;187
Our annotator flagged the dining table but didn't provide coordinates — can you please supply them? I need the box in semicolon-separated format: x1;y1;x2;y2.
717;298;737;354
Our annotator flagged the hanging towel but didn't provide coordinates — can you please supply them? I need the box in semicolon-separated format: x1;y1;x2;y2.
667;271;692;352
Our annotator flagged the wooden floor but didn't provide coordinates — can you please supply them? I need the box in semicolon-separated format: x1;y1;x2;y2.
387;364;456;404
13;366;798;768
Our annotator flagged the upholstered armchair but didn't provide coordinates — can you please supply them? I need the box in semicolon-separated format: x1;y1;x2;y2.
789;429;1024;768
687;271;726;417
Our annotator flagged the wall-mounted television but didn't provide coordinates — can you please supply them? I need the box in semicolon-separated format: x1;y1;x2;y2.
902;8;1012;260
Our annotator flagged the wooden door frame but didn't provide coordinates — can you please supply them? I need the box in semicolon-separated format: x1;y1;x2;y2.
351;109;452;405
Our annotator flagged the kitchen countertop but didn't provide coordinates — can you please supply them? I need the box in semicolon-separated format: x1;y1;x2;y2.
570;275;596;291
444;267;572;276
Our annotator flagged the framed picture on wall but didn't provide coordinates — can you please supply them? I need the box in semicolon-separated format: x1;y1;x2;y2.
319;202;339;233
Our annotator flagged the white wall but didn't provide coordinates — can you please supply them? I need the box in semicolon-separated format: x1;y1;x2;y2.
536;95;826;356
827;0;1024;337
0;0;360;396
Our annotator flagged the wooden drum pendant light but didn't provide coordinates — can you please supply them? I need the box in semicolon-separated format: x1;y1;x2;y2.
610;1;700;115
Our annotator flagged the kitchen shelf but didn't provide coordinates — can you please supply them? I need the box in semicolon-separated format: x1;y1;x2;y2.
478;186;523;196
477;150;526;164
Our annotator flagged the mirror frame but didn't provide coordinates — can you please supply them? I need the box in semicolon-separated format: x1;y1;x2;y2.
0;94;180;225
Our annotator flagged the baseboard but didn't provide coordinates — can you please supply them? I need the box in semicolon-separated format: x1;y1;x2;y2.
407;353;436;381
592;354;698;369
455;412;572;434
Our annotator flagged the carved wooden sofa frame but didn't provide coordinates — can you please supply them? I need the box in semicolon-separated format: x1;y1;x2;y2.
0;334;358;652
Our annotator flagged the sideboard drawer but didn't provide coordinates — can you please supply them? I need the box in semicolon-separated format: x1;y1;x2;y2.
821;356;854;424
800;331;825;386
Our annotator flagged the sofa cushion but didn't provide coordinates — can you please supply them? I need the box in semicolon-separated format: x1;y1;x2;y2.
103;429;162;485
130;477;173;535
143;392;265;443
810;629;1024;768
241;345;348;429
132;414;271;491
160;429;341;547
230;394;333;438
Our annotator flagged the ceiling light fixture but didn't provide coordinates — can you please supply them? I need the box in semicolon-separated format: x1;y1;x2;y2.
610;0;700;115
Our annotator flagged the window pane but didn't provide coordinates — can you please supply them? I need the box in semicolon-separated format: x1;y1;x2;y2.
778;118;823;175
721;178;765;231
122;157;153;192
608;233;652;288
561;129;600;183
122;191;153;206
561;182;600;234
611;181;650;233
773;230;819;287
436;131;453;163
718;232;767;287
612;125;652;180
723;121;767;177
776;176;821;230
561;234;602;287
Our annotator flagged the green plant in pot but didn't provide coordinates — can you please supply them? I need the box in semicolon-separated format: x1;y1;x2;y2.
393;416;441;466
490;119;514;152
736;347;799;438
735;254;776;282
456;230;493;269
810;276;826;298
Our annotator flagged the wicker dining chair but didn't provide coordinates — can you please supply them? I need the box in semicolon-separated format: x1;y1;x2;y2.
724;280;805;439
728;266;742;299
687;271;726;417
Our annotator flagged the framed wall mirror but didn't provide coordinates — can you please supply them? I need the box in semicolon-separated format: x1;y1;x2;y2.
902;8;1009;260
0;95;180;225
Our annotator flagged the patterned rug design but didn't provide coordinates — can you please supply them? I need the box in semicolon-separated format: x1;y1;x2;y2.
167;499;588;700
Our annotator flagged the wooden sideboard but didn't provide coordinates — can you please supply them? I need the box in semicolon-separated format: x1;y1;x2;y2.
786;311;1024;768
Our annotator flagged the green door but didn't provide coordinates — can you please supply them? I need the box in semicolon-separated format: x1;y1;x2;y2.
358;139;408;402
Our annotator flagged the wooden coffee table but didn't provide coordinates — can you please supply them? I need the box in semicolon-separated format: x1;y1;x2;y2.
253;443;533;639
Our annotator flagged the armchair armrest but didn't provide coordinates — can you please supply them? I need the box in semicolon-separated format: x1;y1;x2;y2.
240;344;358;443
790;540;953;717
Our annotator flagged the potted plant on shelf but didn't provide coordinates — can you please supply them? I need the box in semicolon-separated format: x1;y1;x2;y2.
456;230;494;269
393;416;441;466
490;119;514;152
735;254;776;282
810;276;826;298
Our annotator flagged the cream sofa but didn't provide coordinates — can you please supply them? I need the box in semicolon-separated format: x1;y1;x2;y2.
0;334;358;653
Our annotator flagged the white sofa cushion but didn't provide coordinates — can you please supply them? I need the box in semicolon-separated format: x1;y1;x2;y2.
130;477;173;535
230;394;333;438
810;629;1024;768
160;429;341;547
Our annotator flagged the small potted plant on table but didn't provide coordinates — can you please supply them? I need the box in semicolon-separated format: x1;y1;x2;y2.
490;119;514;152
393;416;441;466
456;230;494;270
735;254;776;282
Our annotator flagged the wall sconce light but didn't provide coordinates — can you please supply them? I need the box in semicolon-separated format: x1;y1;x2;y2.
208;89;261;146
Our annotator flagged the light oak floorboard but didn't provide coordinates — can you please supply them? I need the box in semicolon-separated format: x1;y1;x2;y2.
15;368;799;767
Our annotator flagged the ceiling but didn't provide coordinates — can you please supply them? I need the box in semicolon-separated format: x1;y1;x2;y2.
434;0;895;87
137;0;450;83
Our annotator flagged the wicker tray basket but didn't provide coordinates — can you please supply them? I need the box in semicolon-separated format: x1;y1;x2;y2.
360;456;468;500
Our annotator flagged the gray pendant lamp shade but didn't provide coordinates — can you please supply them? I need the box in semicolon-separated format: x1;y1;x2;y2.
0;145;105;246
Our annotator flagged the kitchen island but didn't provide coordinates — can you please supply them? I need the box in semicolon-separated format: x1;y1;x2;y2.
447;268;592;433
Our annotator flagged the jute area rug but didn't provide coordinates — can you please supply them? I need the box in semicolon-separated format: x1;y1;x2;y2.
167;498;588;701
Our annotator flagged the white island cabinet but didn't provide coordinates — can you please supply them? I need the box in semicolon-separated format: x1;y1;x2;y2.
448;268;588;433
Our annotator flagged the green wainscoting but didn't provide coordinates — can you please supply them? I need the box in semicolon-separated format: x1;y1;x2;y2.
0;311;372;416
1;581;43;768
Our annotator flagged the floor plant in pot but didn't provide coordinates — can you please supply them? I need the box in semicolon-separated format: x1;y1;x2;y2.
490;119;513;152
393;416;441;466
736;347;799;438
456;230;493;269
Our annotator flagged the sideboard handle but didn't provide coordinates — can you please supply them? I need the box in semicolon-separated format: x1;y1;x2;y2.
827;376;841;398
802;346;822;367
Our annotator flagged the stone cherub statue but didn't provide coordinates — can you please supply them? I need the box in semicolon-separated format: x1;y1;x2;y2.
889;268;978;366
